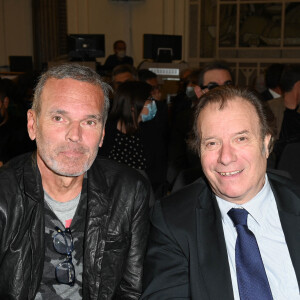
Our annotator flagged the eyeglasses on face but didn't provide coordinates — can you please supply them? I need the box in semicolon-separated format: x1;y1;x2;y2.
201;80;233;91
53;226;75;286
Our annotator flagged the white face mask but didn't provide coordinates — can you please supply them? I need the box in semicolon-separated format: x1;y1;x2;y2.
141;100;157;122
186;86;196;98
116;50;126;58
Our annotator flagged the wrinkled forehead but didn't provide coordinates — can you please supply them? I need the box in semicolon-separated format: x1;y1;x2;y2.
199;96;256;116
40;78;104;110
197;97;260;135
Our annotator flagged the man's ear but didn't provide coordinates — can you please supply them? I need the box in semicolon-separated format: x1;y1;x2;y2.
27;109;37;141
194;85;204;99
263;134;272;158
99;128;105;147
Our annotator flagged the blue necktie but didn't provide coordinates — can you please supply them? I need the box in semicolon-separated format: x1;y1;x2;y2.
227;208;273;300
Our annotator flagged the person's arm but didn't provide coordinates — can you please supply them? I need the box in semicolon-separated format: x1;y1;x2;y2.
115;178;150;299
141;201;190;300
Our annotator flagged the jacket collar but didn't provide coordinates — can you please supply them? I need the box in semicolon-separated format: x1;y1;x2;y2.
22;152;44;202
13;153;115;297
195;185;234;300
269;176;300;288
83;157;114;297
22;153;112;205
195;175;300;299
86;157;112;218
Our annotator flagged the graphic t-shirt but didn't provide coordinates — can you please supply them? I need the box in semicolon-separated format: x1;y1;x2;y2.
35;179;87;299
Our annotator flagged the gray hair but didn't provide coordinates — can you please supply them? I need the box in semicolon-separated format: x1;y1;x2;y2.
32;64;111;123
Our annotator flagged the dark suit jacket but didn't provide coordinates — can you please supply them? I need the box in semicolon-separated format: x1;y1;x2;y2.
141;173;300;299
261;89;274;101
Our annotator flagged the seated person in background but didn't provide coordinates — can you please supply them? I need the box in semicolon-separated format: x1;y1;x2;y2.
104;40;134;73
171;68;193;111
0;77;36;165
142;85;300;300
194;60;233;98
0;82;9;126
271;64;300;162
177;68;193;92
111;64;137;91
138;68;169;146
261;63;284;101
178;68;193;92
167;61;233;187
171;68;200;121
0;64;150;299
138;69;162;101
0;80;11;166
99;81;168;199
8;72;38;157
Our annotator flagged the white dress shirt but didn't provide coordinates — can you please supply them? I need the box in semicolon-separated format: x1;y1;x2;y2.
216;175;300;300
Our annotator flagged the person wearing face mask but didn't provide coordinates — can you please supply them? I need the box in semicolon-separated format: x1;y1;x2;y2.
138;69;162;101
168;62;234;189
171;69;200;123
98;81;168;199
141;100;157;122
167;69;202;186
103;40;134;73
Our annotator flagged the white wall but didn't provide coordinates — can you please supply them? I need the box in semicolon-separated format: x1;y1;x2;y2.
67;0;188;67
0;0;33;68
0;0;188;69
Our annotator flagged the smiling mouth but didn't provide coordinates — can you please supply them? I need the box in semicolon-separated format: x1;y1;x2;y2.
218;170;242;176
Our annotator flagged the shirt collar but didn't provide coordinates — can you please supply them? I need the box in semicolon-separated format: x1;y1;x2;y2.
216;174;272;226
269;88;281;99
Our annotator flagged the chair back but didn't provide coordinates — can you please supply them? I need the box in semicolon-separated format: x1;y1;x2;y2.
277;142;300;185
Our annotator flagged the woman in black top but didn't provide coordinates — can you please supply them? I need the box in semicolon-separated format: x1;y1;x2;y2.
99;81;168;199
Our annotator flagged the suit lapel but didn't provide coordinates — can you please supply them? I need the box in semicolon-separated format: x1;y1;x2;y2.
279;210;300;287
271;179;300;288
196;189;234;300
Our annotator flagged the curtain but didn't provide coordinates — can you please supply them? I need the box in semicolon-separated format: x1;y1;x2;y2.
32;0;67;71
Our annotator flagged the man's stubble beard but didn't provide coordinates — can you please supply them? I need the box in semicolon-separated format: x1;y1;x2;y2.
35;125;100;177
